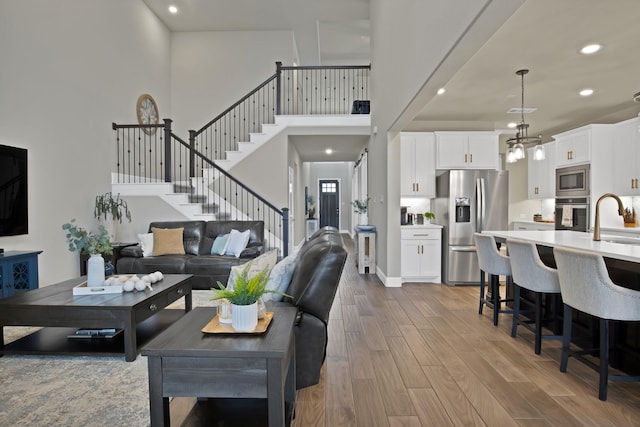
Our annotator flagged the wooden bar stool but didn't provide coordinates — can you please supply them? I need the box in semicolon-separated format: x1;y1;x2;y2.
474;233;513;326
506;238;562;355
554;246;640;401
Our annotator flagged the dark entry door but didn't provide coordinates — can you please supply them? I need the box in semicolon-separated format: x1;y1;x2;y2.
319;179;340;228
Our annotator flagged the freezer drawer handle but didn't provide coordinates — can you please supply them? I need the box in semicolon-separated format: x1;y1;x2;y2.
450;246;476;252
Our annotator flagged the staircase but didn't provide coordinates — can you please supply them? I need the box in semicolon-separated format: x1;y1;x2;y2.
112;63;371;256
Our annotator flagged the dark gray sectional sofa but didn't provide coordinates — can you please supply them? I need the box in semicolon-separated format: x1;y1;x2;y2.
117;220;265;290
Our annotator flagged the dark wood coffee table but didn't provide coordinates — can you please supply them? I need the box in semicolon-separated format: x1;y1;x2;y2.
0;274;193;361
142;306;297;426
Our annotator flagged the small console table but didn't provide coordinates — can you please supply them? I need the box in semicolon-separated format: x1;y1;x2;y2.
0;250;41;299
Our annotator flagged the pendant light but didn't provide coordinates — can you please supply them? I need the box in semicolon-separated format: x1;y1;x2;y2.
506;69;543;162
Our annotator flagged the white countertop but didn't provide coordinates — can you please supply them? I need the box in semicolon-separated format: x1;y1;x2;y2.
483;230;640;263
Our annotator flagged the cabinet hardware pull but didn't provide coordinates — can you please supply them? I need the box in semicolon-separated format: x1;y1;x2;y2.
149;303;158;312
177;288;184;296
464;154;468;163
632;179;635;189
414;234;431;237
469;154;472;163
416;183;419;192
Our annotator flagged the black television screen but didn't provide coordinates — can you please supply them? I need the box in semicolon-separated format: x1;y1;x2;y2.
0;145;28;236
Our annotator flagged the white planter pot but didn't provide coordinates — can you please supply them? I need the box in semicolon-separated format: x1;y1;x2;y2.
87;253;105;287
231;302;258;332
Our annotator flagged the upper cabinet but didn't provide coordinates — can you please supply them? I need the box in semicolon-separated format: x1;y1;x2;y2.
435;132;499;169
400;132;436;197
527;142;556;199
554;128;590;167
611;118;640;196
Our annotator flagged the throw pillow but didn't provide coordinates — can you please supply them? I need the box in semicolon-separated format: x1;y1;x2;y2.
137;232;154;257
225;229;251;258
263;253;297;302
226;249;278;291
211;233;230;255
151;227;185;256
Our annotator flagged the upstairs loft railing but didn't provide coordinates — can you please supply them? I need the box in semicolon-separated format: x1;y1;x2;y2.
112;120;289;256
112;62;370;257
191;62;370;163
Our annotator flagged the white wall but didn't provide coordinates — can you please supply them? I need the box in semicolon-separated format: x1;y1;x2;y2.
368;0;523;282
0;0;171;285
170;31;297;137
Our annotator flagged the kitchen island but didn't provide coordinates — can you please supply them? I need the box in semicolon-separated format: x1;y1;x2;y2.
483;229;640;375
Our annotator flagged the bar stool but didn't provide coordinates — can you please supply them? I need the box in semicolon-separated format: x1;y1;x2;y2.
506;238;562;355
554;246;640;401
474;233;513;326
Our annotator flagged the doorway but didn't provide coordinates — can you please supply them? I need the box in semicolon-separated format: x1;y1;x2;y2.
319;179;340;228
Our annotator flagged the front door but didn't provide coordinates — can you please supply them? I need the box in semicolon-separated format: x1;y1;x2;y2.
319;179;340;228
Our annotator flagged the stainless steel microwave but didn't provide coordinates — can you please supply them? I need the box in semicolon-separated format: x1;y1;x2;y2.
556;164;590;198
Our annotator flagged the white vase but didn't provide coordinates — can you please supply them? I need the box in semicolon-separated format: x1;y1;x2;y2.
87;253;105;287
231;302;258;332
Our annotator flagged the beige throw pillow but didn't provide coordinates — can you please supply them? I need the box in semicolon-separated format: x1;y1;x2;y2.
151;227;185;256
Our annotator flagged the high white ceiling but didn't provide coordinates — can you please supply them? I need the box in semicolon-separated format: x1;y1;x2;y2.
143;0;640;159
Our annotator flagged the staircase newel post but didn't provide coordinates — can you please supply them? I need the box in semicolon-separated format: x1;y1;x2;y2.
163;119;172;182
275;61;282;116
281;207;289;257
189;130;196;179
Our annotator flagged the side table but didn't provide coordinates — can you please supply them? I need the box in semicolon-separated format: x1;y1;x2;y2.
142;306;297;426
0;251;42;298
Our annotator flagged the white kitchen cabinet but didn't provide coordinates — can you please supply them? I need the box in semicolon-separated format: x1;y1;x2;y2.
435;132;499;169
553;125;614;168
401;226;441;283
512;221;555;231
611;117;640;196
400;132;435;197
527;141;556;199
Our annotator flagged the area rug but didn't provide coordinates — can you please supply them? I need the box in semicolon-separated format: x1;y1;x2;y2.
0;290;216;427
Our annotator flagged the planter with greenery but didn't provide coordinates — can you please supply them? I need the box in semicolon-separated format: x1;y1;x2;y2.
94;192;132;241
423;212;436;223
210;264;289;331
62;219;113;286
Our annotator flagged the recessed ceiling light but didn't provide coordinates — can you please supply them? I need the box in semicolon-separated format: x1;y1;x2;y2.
168;5;178;14
325;149;333;155
580;44;601;55
579;88;594;97
507;122;517;128
437;88;445;95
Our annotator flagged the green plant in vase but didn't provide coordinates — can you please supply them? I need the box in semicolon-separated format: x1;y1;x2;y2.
62;219;113;286
94;192;132;241
424;212;436;223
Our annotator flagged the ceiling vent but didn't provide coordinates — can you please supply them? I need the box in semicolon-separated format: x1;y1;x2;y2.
507;107;537;114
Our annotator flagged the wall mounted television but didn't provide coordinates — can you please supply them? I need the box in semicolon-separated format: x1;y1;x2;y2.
0;144;28;236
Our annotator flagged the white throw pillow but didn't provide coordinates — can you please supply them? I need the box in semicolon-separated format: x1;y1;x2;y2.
263;253;297;302
211;233;230;255
226;249;278;291
225;229;251;257
137;233;154;257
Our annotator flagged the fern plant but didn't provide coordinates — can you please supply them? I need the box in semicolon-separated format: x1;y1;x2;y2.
210;264;289;305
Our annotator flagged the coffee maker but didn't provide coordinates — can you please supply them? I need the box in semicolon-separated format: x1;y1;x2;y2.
401;206;410;225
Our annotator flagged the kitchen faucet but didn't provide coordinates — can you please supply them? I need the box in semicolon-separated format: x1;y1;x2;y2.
593;193;625;241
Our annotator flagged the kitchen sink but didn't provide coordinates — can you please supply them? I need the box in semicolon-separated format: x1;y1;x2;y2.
600;235;640;246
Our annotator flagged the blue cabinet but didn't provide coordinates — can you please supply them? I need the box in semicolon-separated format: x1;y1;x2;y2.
0;251;42;298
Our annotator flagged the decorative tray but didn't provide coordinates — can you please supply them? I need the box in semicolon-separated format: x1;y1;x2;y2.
201;312;274;334
72;275;135;295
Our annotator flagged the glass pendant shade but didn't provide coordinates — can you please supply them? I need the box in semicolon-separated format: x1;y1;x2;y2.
506;147;517;163
533;144;545;160
514;143;525;160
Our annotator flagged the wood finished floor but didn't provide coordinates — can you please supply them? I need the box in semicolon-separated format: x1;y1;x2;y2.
174;235;640;426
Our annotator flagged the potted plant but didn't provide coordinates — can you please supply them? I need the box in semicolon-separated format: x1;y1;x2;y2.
62;219;113;286
210;265;289;331
307;195;316;219
423;211;435;224
94;192;132;241
352;198;369;214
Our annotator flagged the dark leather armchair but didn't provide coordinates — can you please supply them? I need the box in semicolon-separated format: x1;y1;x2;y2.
271;227;347;389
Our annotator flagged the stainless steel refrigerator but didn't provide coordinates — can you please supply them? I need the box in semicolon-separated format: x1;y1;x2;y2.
434;170;509;285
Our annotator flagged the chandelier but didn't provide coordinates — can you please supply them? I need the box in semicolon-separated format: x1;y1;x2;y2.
505;69;544;163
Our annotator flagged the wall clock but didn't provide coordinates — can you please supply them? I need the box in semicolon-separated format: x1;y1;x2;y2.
136;94;159;135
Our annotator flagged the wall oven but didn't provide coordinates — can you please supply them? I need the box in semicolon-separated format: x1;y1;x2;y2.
555;197;589;232
556;164;590;198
